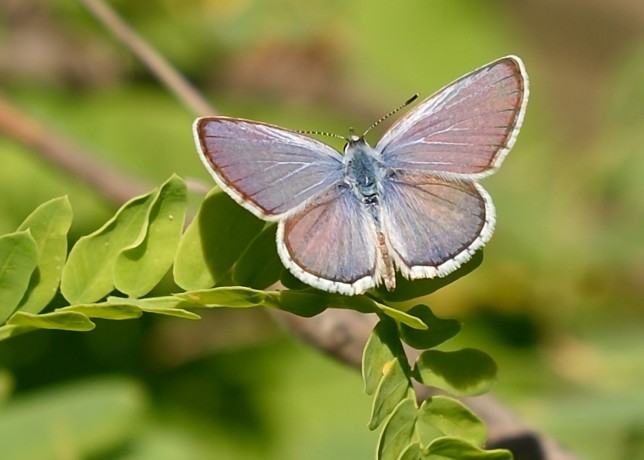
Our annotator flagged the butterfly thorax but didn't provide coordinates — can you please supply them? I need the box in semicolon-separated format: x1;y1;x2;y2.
343;138;384;203
343;137;396;291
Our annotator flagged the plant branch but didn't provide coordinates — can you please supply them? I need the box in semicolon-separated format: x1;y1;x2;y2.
0;93;150;205
78;0;216;118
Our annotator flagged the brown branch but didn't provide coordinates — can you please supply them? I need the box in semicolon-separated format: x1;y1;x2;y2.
78;0;216;118
0;92;150;205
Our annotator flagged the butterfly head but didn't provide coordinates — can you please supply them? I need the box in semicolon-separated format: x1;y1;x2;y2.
343;130;369;154
342;94;419;155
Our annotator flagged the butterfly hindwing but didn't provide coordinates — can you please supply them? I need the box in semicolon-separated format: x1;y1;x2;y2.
380;171;494;279
277;185;380;295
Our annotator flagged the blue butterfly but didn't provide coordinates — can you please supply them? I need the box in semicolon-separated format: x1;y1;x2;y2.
194;56;529;295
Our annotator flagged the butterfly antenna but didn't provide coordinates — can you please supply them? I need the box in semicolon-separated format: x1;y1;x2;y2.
297;129;346;141
362;93;419;138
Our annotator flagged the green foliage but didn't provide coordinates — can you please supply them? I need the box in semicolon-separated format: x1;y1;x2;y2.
0;230;38;324
16;196;72;314
399;305;461;349
362;310;508;459
61;177;171;303
414;349;497;397
173;188;264;290
113;175;187;297
0;177;508;460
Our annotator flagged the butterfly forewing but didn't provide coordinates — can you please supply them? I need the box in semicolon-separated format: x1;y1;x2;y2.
277;185;379;295
194;117;344;219
381;172;494;278
376;56;528;177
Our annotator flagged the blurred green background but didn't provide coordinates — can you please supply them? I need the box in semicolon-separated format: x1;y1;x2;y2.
1;0;644;459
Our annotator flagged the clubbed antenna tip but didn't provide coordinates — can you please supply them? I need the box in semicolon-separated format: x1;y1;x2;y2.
362;93;419;138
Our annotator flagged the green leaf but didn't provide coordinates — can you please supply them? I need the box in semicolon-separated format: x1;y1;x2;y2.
111;297;200;320
279;266;308;290
0;231;38;324
114;295;203;310
173;196;215;290
8;311;95;331
414;349;497;397
273;290;328;317
418;396;486;447
114;175;187;298
378;252;484;302
59;303;143;320
362;320;406;395
397;443;422;460
17;196;73;314
424;437;512;460
62;296;203;320
334;293;382;313
173;189;264;290
232;223;282;289
377;397;418;460
369;357;412;430
399;305;461;349
61;187;159;304
376;302;429;330
178;286;269;308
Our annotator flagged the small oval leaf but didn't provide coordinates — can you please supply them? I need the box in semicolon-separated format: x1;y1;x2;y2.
377;303;428;330
424;437;512;459
59;303;143;320
61;188;159;304
232;224;281;289
174;189;264;290
8;311;95;331
414;349;497;397
369;357;412;430
363;320;406;395
400;305;461;349
114;175;187;297
273;290;328;317
178;286;269;308
376;397;418;460
397;442;422;460
0;231;38;324
17;196;73;314
418;396;486;447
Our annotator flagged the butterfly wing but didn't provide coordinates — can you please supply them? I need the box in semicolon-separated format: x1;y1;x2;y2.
376;56;528;177
277;185;380;295
194;117;344;220
381;171;494;279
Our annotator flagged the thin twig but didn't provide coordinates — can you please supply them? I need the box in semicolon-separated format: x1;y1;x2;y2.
78;0;217;118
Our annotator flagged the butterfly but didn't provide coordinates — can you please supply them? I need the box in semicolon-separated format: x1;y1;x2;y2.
193;56;529;295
